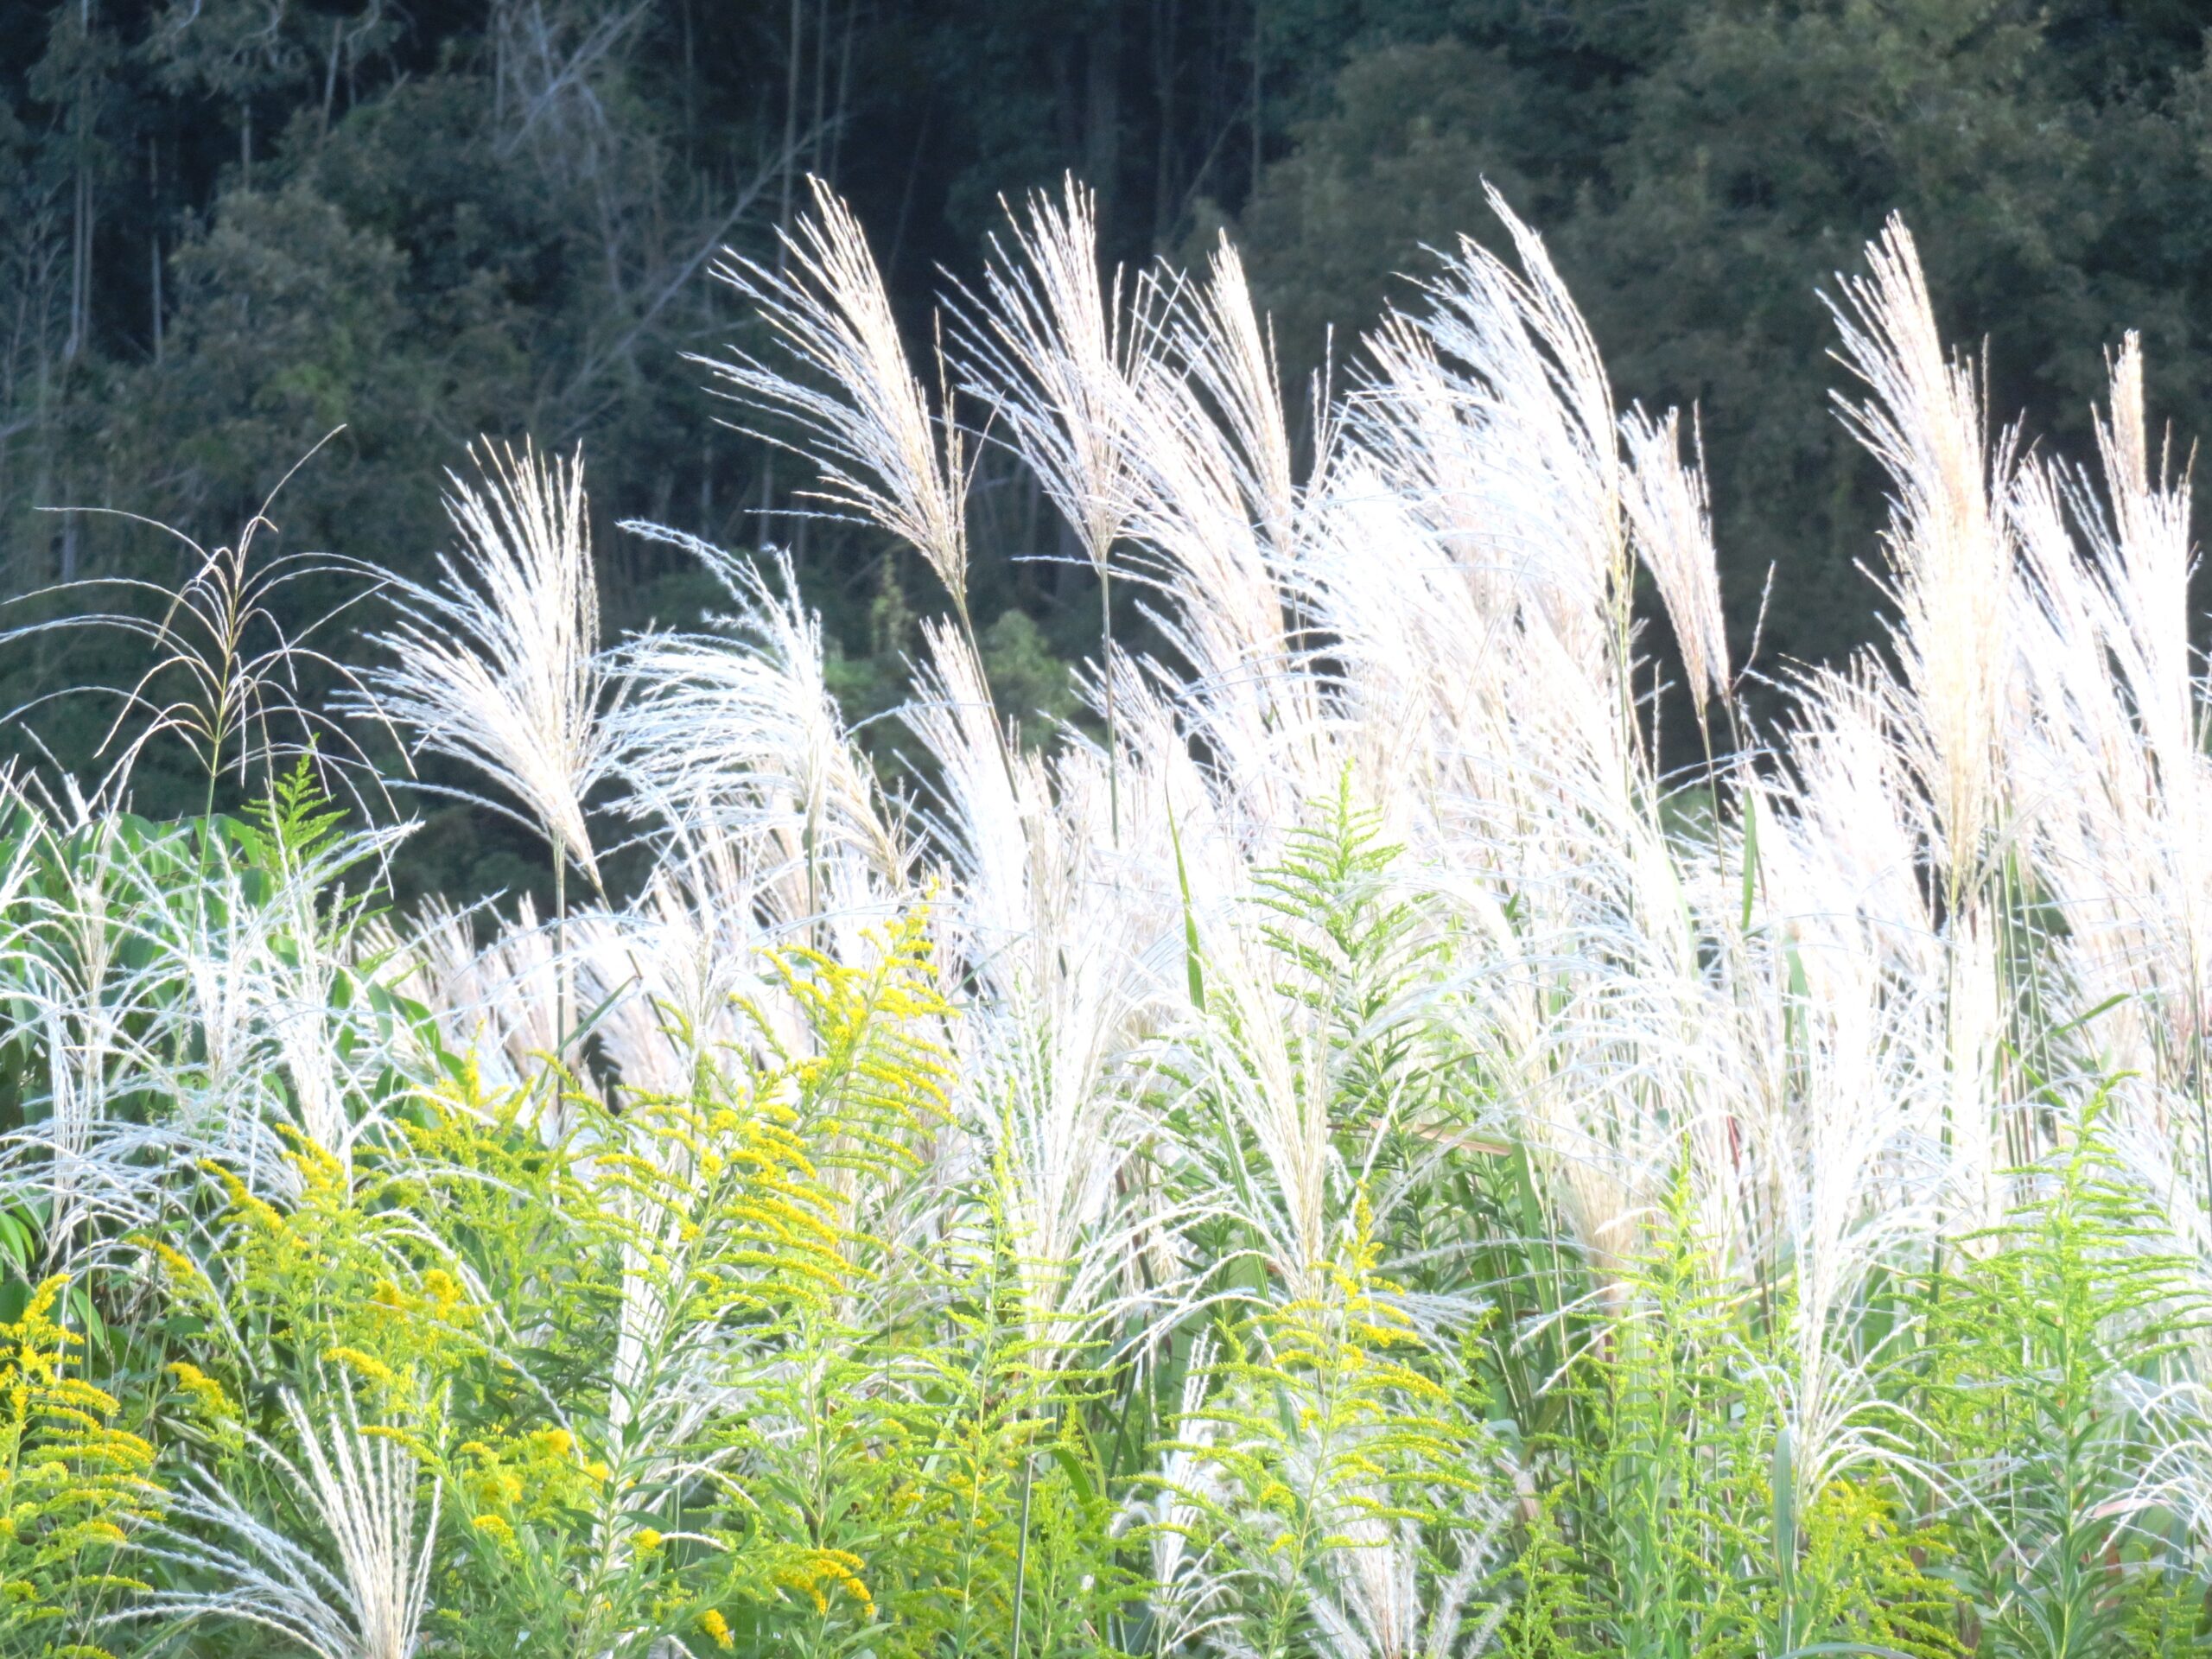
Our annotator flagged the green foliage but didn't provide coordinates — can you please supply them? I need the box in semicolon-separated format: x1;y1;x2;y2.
242;751;350;875
1170;1205;1503;1659
1921;1088;2204;1659
13;750;2212;1656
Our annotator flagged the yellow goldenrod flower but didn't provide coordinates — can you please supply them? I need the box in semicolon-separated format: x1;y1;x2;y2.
422;1268;467;1317
321;1346;397;1385
164;1362;232;1419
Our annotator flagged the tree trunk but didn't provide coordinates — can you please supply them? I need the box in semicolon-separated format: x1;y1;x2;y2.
1154;0;1179;245
66;163;92;364
779;0;803;259
1249;0;1262;197
1085;6;1122;232
148;137;162;363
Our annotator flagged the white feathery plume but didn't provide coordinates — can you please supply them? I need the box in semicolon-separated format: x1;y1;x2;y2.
1827;219;2014;892
573;843;808;1101
2009;339;2211;1111
701;177;971;620
1619;404;1731;728
356;439;609;890
1;808;218;1267
2;785;411;1281
252;816;415;1165
904;619;1167;1353
2089;335;2195;778
1755;912;1951;1496
1182;912;1341;1299
1121;278;1330;842
1310;1511;1506;1659
958;176;1161;574
1411;190;1628;680
1345;314;1530;631
955;178;1171;837
1292;454;1486;786
1124;355;1316;828
126;1378;441;1659
607;533;907;932
1125;1338;1233;1653
374;895;569;1132
1941;915;2009;1242
0;454;391;809
1170;235;1301;563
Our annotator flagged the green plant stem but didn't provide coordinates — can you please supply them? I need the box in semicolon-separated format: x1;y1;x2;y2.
1102;556;1119;845
554;851;569;1054
1009;1443;1035;1659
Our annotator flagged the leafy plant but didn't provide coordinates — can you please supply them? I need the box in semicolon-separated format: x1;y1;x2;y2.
0;1275;161;1658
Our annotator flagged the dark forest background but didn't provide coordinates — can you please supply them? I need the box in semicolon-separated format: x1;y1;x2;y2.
3;0;2210;903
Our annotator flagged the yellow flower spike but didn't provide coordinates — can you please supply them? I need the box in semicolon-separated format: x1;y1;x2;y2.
0;1273;163;1630
163;1363;232;1419
145;1242;198;1281
817;1552;874;1618
697;1608;734;1650
321;1346;397;1386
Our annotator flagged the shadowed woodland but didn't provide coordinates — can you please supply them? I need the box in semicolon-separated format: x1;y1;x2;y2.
5;1;2212;894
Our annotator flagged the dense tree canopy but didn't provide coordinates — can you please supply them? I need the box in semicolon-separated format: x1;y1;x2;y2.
1239;0;2212;667
2;0;2208;895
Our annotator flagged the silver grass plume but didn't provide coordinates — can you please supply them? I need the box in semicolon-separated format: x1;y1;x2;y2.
1827;218;2014;894
0;447;389;809
702;176;972;624
956;177;1168;836
356;439;610;892
124;1377;440;1659
1620;404;1731;732
959;176;1160;576
607;532;907;928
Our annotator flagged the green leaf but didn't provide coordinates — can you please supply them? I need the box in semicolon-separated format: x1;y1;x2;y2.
1167;802;1205;1013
